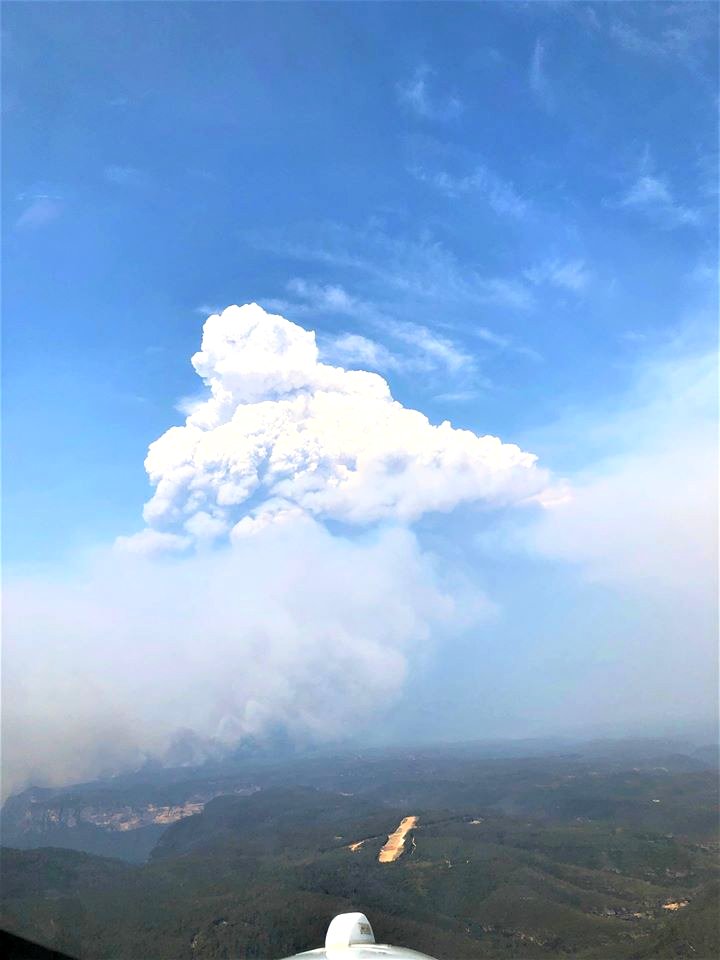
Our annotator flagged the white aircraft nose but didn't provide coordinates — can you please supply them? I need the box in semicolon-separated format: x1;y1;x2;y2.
325;912;375;948
281;912;439;958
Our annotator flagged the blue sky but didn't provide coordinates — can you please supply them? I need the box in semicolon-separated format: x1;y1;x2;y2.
2;3;718;789
4;0;716;566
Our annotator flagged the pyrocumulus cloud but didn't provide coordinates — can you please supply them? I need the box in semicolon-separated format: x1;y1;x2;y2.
3;304;549;797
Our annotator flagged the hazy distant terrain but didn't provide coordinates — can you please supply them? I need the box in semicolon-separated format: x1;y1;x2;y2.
2;739;718;959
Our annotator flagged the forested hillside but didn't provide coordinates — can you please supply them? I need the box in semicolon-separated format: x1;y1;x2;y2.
2;743;718;959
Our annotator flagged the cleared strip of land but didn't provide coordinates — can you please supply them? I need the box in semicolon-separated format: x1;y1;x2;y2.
662;901;689;911
378;816;418;863
347;814;479;857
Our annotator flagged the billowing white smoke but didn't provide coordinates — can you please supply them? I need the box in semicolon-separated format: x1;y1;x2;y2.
122;303;545;548
3;305;548;797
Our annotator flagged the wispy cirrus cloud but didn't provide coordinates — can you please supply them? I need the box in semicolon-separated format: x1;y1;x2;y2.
248;222;534;311
529;38;553;111
524;258;591;292
396;65;463;121
246;223;540;382
263;278;475;376
194;303;226;317
608;9;715;69
263;279;374;325
411;163;528;220
610;19;671;58
475;276;534;311
15;195;63;230
433;389;482;404
286;278;361;315
383;318;474;374
615;173;700;229
15;184;65;230
468;325;542;363
321;333;402;372
104;165;150;187
269;271;541;374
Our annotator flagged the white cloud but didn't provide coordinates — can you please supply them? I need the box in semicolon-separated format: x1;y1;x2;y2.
616;174;700;228
396;66;463;121
133;304;546;540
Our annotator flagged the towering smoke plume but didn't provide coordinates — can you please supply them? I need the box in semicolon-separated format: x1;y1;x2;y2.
123;303;546;548
3;305;548;797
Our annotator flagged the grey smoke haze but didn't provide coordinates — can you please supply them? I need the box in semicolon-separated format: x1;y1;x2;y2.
4;523;478;797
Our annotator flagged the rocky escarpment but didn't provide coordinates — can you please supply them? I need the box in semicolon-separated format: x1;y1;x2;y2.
10;797;208;832
1;780;258;861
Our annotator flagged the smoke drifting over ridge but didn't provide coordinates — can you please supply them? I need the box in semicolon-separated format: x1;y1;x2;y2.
3;305;548;797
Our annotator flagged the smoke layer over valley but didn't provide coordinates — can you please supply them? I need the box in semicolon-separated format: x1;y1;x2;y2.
3;305;548;798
